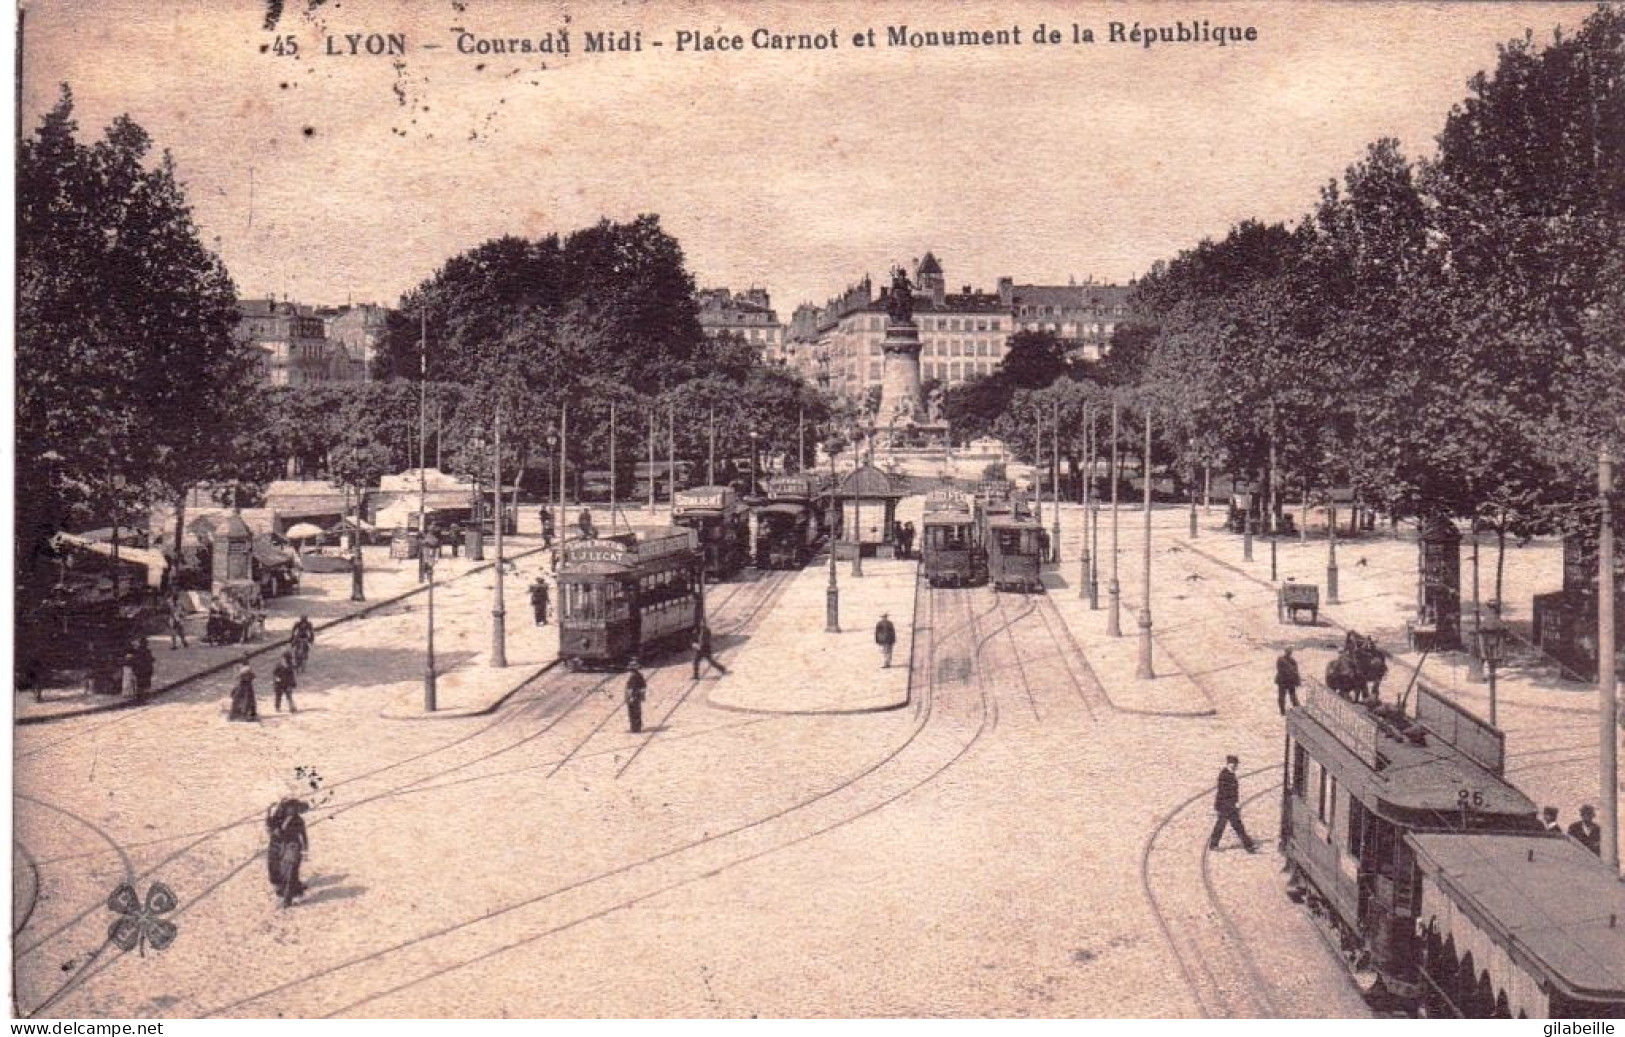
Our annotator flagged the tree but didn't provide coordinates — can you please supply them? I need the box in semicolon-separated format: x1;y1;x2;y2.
17;87;260;603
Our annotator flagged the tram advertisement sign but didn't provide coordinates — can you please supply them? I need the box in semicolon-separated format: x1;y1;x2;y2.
674;488;729;512
767;477;811;500
564;540;631;566
1304;683;1381;769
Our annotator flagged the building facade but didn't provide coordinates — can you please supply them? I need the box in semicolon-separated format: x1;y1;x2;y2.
997;277;1132;362
697;287;789;367
797;254;1135;403
237;299;355;387
319;303;389;381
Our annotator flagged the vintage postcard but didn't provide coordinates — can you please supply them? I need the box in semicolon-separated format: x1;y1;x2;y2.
12;0;1624;1021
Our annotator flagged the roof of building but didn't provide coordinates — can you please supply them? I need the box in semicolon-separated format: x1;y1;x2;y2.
918;252;942;275
1006;283;1132;310
834;464;903;499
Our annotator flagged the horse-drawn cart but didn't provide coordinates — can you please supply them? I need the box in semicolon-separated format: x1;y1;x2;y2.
1277;582;1320;624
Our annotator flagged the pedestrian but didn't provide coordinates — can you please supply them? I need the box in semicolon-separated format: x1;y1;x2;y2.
129;640;155;701
349;546;365;603
540;508;555;549
449;522;462;558
905;521;916;559
875;612;897;668
290;614;315;672
1542;806;1562;834
530;576;550;626
1275;647;1302;715
691;622;727;679
266;798;309;908
578;508;596;540
273;652;298;713
167;596;189;650
1568;805;1602;856
1208;755;1258;853
229;664;259;721
624;661;647;733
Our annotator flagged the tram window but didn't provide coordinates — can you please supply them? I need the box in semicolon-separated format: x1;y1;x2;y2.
1318;772;1337;832
1291;743;1307;797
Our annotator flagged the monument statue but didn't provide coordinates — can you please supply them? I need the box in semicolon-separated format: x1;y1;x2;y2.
885;266;914;324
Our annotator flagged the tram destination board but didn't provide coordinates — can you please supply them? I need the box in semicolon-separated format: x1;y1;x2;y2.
1303;682;1381;770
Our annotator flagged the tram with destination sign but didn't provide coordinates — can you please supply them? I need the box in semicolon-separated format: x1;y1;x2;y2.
1281;681;1625;1018
981;494;1046;593
672;485;750;579
751;475;821;570
557;527;702;670
921;488;983;587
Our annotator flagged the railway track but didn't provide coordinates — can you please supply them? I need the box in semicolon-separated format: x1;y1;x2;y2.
13;568;792;1018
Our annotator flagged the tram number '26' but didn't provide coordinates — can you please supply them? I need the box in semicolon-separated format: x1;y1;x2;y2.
1458;788;1486;810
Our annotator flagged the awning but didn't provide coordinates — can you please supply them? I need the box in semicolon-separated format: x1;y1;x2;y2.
50;533;169;588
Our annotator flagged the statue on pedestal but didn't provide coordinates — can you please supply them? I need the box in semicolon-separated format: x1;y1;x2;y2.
885;266;914;325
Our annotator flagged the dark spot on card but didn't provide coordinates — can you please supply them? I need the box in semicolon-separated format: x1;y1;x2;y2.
302;126;315;138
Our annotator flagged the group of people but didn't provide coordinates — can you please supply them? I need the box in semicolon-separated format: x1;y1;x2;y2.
894;521;916;559
265;797;310;909
1541;803;1605;856
228;614;314;721
618;623;730;733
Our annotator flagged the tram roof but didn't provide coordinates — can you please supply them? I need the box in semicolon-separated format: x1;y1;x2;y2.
986;513;1043;530
924;509;976;524
1408;832;1625;1002
757;502;808;517
1286;696;1535;818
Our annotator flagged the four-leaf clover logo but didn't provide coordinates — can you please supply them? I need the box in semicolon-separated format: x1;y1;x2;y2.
106;882;178;956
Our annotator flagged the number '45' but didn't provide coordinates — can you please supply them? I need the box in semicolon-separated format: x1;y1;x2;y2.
272;36;298;57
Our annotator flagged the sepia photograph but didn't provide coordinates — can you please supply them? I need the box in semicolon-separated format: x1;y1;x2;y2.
10;0;1625;1021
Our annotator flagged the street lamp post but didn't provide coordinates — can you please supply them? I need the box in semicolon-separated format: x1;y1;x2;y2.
826;444;840;632
1598;446;1618;871
1243;481;1254;562
1108;397;1122;637
1468;521;1485;683
490;407;507;669
557;404;568;551
1080;410;1093;602
1478;608;1505;727
546;428;559;548
1137;407;1155;680
1090;420;1101;609
750;430;760;496
1051;402;1061;565
423;553;437;711
1327;489;1341;605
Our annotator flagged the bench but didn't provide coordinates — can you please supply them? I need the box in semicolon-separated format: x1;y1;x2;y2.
1278;583;1320;624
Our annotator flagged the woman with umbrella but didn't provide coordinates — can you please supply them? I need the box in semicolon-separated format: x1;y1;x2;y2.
265;798;310;908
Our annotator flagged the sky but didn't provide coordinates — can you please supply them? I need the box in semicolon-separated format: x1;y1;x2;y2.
16;0;1596;313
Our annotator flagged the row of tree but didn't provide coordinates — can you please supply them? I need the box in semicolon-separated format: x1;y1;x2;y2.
956;6;1623;596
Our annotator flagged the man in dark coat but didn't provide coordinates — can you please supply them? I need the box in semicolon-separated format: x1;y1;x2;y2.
875;612;897;668
167;596;188;650
1275;648;1302;714
273;652;298;713
1568;805;1602;856
290;614;315;672
691;623;727;679
128;641;155;701
530;577;550;626
1542;806;1562;834
1208;755;1257;852
578;508;596;541
540;508;555;549
624;661;647;733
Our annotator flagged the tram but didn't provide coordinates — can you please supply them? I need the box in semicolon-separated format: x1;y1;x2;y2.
921;488;983;587
557;527;701;670
752;475;820;569
1281;681;1625;1018
983;498;1046;593
672;485;750;579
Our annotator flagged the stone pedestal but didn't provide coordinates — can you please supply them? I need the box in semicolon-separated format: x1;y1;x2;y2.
875;317;947;450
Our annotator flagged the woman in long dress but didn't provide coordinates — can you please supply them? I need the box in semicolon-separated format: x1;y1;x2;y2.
229;665;258;721
266;798;309;907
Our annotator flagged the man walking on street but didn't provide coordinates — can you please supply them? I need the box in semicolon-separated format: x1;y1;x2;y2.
1209;755;1257;852
168;596;188;650
540;508;554;549
530;576;550;626
273;651;298;713
624;661;647;733
875;612;897;668
290;614;315;673
1275;647;1301;715
691;622;727;679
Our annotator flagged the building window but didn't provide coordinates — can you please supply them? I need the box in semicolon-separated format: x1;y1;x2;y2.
977;341;988;356
868;362;881;381
870;342;882;356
